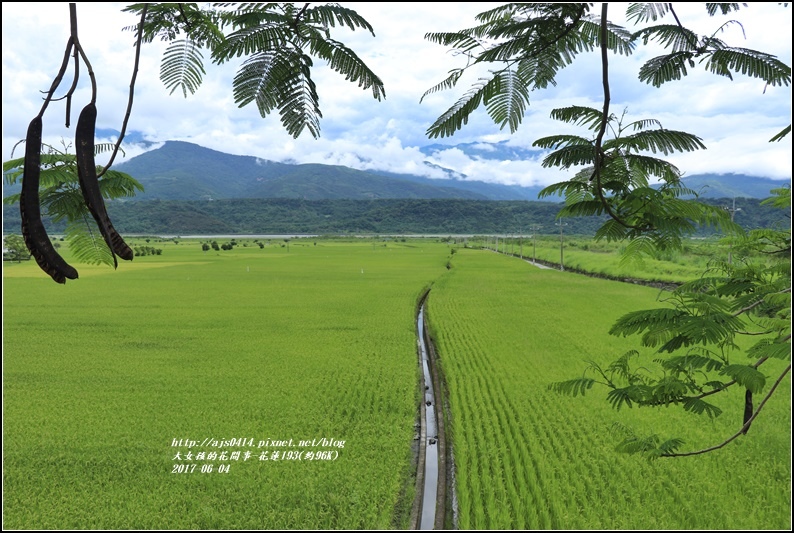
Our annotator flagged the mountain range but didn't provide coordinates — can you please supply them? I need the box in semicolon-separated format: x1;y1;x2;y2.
104;139;787;202
107;140;551;201
3;135;788;202
4;136;789;235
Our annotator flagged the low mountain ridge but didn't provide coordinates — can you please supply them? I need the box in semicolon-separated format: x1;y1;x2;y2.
3;138;787;202
112;141;492;201
110;140;788;202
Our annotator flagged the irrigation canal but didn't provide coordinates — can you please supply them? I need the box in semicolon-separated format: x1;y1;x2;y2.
413;293;450;530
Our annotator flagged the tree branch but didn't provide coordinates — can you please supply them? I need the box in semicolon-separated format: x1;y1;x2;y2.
36;34;74;119
660;364;791;457
732;287;792;318
99;3;148;178
177;3;192;33
70;8;97;104
668;5;701;51
589;3;645;231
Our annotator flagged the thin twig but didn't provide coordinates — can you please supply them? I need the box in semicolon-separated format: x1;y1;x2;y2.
99;3;148;177
70;7;97;104
63;38;80;128
732;287;792;318
294;3;310;27
668;5;700;51
37;35;75;119
177;3;192;32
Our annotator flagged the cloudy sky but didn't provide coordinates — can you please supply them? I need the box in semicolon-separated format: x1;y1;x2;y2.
2;2;791;188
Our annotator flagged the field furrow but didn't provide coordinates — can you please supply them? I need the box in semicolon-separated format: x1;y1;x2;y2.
427;247;791;530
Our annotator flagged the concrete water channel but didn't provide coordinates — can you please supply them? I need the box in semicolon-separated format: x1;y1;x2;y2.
413;292;450;530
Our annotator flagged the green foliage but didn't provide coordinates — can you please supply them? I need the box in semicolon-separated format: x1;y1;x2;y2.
3;234;30;262
5;196;788;241
611;423;687;459
133;245;163;256
425;3;789;138
422;3;634;138
64;219;116;266
552;188;791;456
3;143;143;268
160;39;206;97
123;3;385;139
426;2;786;266
535;106;742;255
420;2;791;456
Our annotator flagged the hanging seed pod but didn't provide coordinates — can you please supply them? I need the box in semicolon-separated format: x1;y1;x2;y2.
75;102;133;265
20;116;79;283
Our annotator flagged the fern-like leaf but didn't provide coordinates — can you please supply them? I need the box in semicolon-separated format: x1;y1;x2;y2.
595;219;631;242
420;69;464;103
307;37;385;100
721;364;767;393
705;4;746;16
632;24;698;52
638;52;694;87
161;39;206;97
426;77;494;139
532;134;592;150
213;23;291;62
746;339;792;361
540;145;596;169
625;3;674;24
681;397;723;418
705;48;792;87
99;170;145;199
656;437;686;455
660;353;725;373
65;219;115;267
605;350;642;382
619;236;658;264
558;199;607;218
547;377;596;397
610;129;707;156
303;3;376;34
423;30;482;52
548;105;604;130
607;387;638;410
485;68;530;133
277;54;322;139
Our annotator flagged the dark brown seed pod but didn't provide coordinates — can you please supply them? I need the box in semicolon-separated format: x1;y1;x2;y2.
20;116;79;284
76;103;134;265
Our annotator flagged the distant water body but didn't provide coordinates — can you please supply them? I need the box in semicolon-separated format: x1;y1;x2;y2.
138;234;319;239
128;234;481;239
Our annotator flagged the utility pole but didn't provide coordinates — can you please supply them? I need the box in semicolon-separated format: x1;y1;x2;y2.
556;221;567;271
724;197;741;265
514;215;523;259
530;224;541;264
519;229;523;260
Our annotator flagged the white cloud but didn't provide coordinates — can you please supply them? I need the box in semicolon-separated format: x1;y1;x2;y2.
2;2;791;188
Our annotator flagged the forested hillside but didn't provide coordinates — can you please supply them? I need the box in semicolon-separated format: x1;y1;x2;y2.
3;197;787;236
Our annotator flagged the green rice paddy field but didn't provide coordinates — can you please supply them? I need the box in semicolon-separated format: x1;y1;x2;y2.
3;237;791;529
429;247;791;529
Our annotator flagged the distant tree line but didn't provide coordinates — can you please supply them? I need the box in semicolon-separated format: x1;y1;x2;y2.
134;245;162;256
3;197;788;237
